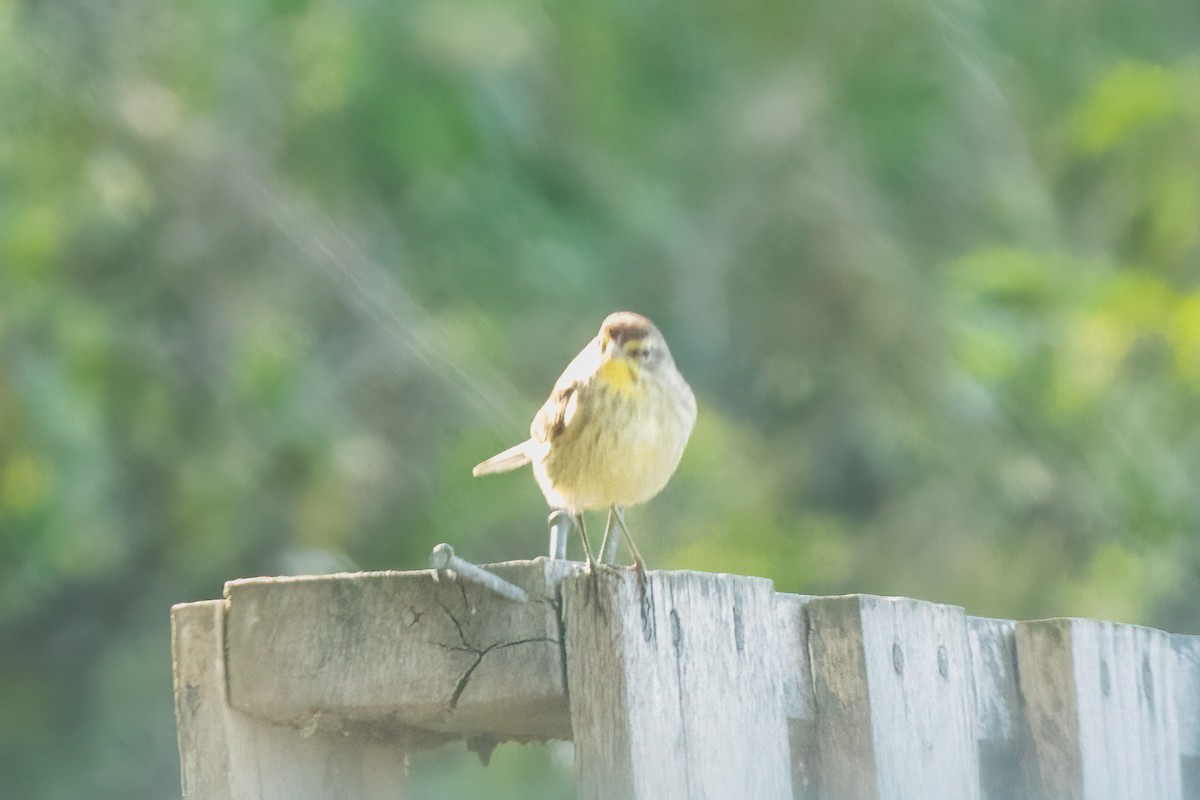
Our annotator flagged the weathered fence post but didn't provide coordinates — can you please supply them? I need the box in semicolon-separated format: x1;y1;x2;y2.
776;593;819;800
967;617;1029;800
172;560;574;799
171;561;1200;799
805;595;981;800
1016;619;1183;799
172;600;411;799
1175;635;1200;797
562;570;793;799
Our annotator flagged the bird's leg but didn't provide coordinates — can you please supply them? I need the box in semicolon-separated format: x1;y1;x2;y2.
573;511;597;571
574;512;604;608
613;507;644;571
613;507;647;596
598;507;622;565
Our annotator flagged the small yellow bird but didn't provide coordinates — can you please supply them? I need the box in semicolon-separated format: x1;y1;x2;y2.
473;311;697;574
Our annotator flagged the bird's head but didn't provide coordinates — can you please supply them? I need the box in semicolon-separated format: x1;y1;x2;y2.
597;311;667;392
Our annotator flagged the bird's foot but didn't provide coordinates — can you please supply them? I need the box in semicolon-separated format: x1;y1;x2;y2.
633;557;648;603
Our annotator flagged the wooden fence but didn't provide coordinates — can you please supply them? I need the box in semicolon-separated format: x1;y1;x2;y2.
171;557;1200;799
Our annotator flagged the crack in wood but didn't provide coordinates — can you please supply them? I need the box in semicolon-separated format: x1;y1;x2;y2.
435;595;473;651
449;652;485;709
454;579;474;616
436;587;561;712
404;607;425;628
447;636;559;710
550;587;571;704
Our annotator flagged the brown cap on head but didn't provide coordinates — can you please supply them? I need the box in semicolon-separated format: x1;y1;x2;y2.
599;311;658;344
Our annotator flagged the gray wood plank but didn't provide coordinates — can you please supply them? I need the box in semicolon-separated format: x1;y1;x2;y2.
223;560;573;740
173;600;236;799
172;599;410;799
1173;634;1200;800
563;569;792;800
807;594;981;800
967;616;1030;800
777;593;819;799
1016;618;1182;800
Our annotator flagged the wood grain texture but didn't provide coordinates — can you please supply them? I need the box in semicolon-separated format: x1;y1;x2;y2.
173;601;235;798
1017;618;1182;800
776;593;819;800
1175;634;1200;799
171;600;409;800
807;594;981;800
967;617;1030;800
563;569;792;800
223;559;574;740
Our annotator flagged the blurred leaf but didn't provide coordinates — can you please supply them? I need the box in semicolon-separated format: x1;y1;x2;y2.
1071;61;1184;153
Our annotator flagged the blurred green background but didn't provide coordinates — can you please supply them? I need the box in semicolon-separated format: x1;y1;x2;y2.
2;0;1199;796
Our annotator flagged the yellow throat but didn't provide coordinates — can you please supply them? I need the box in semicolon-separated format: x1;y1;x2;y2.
599;357;638;394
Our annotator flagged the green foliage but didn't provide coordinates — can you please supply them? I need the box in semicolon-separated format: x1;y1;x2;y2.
2;0;1199;795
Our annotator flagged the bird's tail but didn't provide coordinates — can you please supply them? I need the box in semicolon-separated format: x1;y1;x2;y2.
472;441;533;476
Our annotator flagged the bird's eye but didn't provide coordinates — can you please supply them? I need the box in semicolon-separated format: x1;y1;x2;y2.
629;346;650;360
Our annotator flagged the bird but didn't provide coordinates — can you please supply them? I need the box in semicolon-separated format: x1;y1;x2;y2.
472;311;697;576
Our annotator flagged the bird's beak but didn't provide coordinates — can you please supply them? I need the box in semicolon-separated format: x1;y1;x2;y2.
604;340;633;362
601;337;622;361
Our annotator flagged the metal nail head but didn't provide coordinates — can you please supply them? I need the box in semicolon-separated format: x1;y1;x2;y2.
429;543;529;603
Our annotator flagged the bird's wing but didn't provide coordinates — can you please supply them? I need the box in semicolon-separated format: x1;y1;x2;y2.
530;336;599;445
474;337;599;476
531;383;578;445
